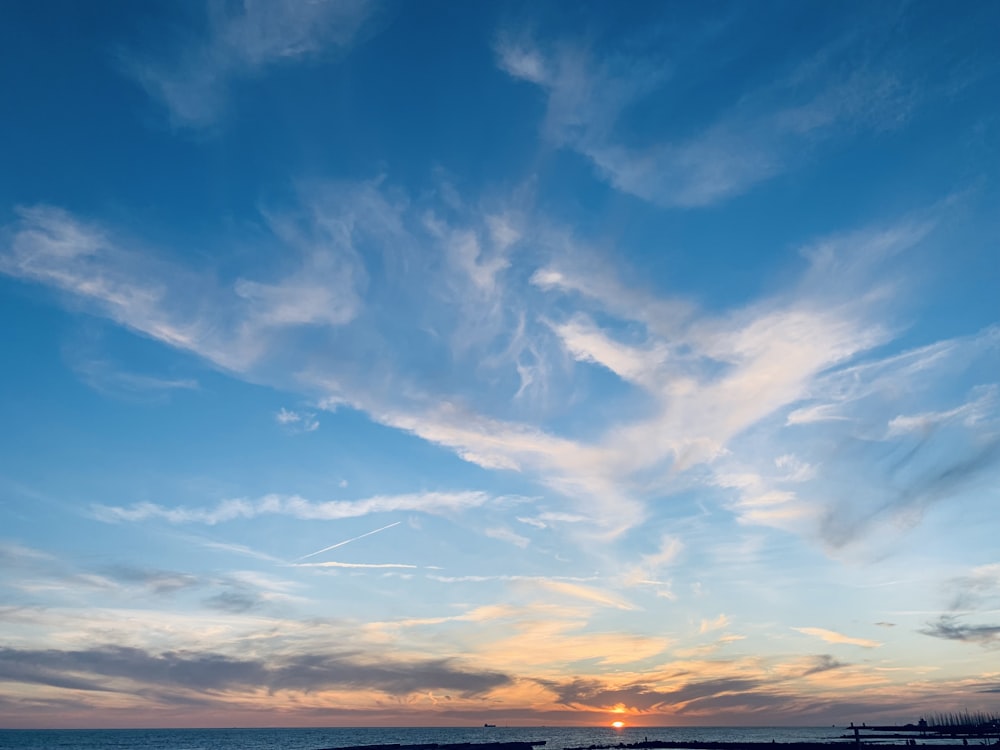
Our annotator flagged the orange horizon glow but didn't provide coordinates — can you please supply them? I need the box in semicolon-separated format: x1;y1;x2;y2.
611;721;626;728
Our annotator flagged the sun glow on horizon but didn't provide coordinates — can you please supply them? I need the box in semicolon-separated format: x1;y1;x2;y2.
612;721;626;728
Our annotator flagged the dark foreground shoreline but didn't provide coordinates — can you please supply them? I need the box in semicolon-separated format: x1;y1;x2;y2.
562;743;989;750
314;742;992;750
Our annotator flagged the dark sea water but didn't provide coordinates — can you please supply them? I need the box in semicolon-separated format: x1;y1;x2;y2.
0;725;849;750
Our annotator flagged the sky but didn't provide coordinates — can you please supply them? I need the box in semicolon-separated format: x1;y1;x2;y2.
1;0;999;731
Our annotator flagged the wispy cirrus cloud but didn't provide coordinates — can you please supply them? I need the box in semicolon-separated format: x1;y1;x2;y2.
887;385;997;436
921;616;1000;647
92;491;493;525
813;390;1000;550
793;325;1000;428
68;356;199;401
126;0;376;128
622;535;683;590
496;17;914;207
947;562;1000;612
275;407;319;432
0;542;145;600
427;573;596;585
0;203;366;373
3;181;995;557
700;614;731;634
793;627;882;649
0;542;304;619
293;561;418;570
485;526;531;549
98;565;199;595
532;580;637;611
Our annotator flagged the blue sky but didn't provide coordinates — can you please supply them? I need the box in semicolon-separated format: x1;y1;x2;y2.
1;0;999;730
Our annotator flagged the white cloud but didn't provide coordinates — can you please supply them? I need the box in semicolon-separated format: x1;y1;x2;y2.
293;561;418;569
0;206;219;359
887;385;997;436
275;408;320;432
0;199;369;374
774;455;817;483
93;491;493;525
361;399;647;535
496;29;914;207
799;325;999;421
530;260;692;338
5;183;991;557
235;272;357;328
710;463;818;533
276;408;300;425
70;357;199;400
551;314;667;387
485;527;530;549
623;536;684;589
699;614;731;634
424;215;514;296
427;573;597;585
494;36;549;85
516;512;587;530
768;324;1000;547
129;0;375;127
531;580;637;611
644;537;684;569
315;219;905;537
787;403;849;426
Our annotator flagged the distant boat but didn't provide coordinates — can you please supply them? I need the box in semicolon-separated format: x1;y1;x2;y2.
484;724;496;728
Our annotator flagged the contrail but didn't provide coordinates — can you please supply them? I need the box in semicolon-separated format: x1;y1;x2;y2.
295;521;401;561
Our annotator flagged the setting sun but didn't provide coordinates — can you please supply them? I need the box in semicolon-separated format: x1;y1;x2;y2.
611;721;626;729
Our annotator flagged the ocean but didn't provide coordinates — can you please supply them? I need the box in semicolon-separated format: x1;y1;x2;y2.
0;725;850;750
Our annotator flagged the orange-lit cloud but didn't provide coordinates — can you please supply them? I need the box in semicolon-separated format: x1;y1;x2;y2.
793;627;882;648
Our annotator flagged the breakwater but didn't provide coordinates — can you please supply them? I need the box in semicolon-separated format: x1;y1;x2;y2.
314;741;986;750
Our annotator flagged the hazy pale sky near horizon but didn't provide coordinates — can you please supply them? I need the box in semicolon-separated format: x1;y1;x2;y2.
2;0;999;730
